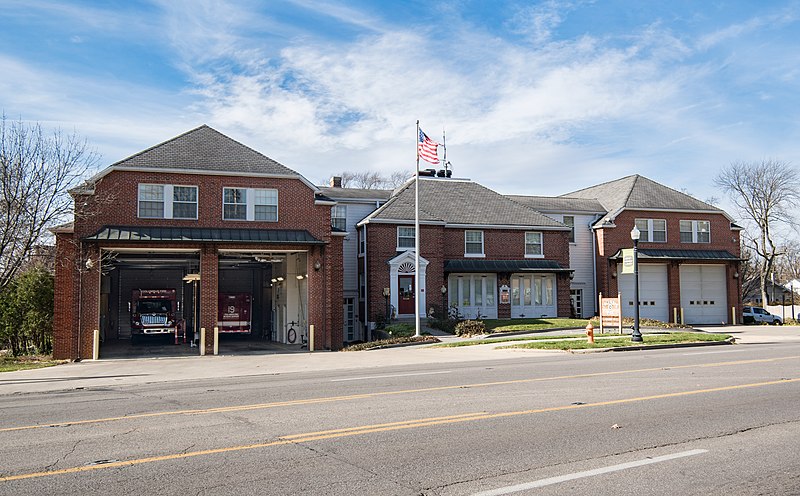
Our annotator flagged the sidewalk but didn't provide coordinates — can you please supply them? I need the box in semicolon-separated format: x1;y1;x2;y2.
1;325;795;395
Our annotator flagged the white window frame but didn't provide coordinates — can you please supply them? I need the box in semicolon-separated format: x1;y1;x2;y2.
464;230;485;257
331;205;347;231
358;228;365;256
634;218;667;243
525;232;544;258
562;215;575;243
138;184;198;220
680;220;711;244
397;226;415;250
222;187;278;221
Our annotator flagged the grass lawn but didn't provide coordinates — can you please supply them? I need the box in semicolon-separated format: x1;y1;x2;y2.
482;318;590;332
498;332;731;351
0;356;64;373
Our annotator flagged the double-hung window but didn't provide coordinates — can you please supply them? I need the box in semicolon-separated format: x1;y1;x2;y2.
397;227;415;250
138;184;198;219
525;232;543;257
563;215;575;243
634;218;667;242
331;205;347;231
223;188;247;220
680;220;710;243
465;230;484;257
223;187;278;221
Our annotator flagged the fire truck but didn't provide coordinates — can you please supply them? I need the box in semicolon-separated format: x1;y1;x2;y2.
217;293;252;334
129;289;179;339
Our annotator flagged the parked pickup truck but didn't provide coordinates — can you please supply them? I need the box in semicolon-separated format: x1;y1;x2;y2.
742;306;783;325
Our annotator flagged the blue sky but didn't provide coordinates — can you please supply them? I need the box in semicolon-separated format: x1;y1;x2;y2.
2;1;800;206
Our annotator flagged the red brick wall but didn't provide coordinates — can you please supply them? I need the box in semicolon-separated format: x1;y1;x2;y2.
76;171;327;239
364;223;571;322
53;233;77;360
595;210;742;322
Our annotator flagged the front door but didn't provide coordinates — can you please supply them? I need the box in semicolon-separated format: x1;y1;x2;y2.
398;275;415;315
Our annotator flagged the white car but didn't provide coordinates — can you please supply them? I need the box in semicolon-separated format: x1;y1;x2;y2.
743;306;783;325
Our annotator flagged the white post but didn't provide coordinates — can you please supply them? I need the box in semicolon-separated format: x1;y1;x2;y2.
598;292;604;334
213;326;219;356
200;327;206;356
309;324;315;352
92;330;100;361
680;308;685;325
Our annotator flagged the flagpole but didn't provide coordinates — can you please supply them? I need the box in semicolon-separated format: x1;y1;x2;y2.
415;120;421;337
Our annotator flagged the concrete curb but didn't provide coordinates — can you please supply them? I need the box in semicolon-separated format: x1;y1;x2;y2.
569;337;736;354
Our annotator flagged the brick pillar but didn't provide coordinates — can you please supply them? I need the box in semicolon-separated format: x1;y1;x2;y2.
667;262;681;323
79;244;101;359
200;245;218;355
53;233;77;360
307;246;326;349
557;273;571;317
497;274;511;319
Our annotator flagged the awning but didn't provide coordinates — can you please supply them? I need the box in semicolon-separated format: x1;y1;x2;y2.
444;259;571;273
608;249;742;261
84;226;325;244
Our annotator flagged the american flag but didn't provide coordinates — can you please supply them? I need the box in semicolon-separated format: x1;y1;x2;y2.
417;128;439;164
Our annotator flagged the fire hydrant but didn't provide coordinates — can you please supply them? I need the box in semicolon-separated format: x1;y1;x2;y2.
586;323;595;344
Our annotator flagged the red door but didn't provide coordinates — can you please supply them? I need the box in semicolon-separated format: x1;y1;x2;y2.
398;275;415;315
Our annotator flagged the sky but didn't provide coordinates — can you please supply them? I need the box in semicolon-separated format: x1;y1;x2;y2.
2;0;800;208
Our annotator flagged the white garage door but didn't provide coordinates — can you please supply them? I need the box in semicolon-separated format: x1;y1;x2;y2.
680;265;727;324
617;264;669;322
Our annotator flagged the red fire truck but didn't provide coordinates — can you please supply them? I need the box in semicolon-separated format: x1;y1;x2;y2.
129;289;178;338
217;293;252;334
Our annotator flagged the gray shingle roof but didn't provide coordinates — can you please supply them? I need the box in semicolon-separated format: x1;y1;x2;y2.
366;178;566;228
318;187;392;201
110;125;301;177
562;175;722;214
507;195;606;213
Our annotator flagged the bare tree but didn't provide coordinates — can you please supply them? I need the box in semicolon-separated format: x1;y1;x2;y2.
328;170;410;189
0;117;97;289
715;159;800;305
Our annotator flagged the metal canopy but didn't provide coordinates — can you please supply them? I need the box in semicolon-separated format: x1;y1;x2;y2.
444;259;570;273
84;226;325;244
608;249;742;261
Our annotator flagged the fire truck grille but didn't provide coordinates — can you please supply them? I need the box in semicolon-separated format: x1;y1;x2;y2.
142;315;167;325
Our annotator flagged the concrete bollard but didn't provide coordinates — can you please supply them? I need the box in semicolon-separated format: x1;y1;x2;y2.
213;326;219;356
586;323;595;344
200;327;206;356
309;324;315;352
92;330;100;361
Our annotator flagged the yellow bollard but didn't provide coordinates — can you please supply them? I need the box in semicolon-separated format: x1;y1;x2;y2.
200;327;206;356
586;323;595;344
309;324;315;352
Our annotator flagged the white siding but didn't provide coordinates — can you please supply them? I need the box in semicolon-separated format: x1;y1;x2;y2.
342;203;378;297
543;213;598;318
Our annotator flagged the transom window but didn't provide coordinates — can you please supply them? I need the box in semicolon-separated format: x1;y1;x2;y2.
634;218;667;243
563;215;575;243
138;184;198;219
397;226;415;250
680;220;710;243
331;205;347;231
223;187;278;221
465;230;484;256
525;232;543;257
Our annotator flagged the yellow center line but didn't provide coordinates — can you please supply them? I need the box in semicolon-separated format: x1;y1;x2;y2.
1;355;797;434
2;377;798;484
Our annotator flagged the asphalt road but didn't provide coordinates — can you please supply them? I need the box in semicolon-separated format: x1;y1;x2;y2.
1;336;799;495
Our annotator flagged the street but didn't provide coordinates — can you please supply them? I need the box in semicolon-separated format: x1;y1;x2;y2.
1;330;799;495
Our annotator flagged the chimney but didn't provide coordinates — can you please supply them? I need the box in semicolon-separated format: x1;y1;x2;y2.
330;176;342;188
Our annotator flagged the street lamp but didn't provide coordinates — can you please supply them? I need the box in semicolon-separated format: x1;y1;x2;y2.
630;226;643;342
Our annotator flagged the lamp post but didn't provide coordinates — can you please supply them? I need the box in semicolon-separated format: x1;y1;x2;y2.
630;226;643;342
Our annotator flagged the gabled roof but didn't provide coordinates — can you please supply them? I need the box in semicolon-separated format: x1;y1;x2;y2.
360;177;566;229
317;186;392;201
507;195;606;214
563;175;723;216
79;125;316;191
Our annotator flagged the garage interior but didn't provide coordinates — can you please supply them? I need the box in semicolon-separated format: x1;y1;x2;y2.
98;248;310;358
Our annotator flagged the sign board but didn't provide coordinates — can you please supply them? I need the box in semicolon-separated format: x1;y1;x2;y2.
499;285;510;304
621;248;634;274
598;293;622;334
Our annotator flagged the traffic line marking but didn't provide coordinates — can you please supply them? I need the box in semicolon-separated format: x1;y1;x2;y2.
0;378;796;483
472;449;709;495
330;370;453;381
0;355;797;433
